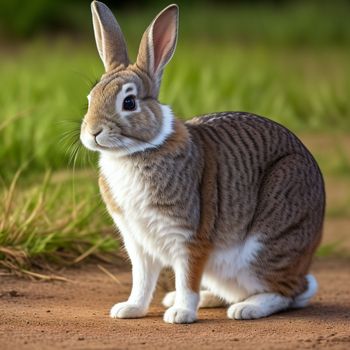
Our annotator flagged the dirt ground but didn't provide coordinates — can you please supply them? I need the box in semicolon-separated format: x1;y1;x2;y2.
0;259;349;350
1;133;349;349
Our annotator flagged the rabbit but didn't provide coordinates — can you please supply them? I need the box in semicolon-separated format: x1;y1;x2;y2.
80;1;325;324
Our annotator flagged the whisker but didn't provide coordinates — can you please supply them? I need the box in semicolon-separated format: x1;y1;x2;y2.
59;131;80;145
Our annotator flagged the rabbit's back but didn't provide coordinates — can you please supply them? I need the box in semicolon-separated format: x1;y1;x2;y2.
186;112;325;248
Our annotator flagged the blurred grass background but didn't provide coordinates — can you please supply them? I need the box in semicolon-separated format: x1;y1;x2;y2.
0;0;349;275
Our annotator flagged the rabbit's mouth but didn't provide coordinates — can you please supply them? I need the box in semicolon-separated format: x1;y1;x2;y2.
80;126;145;153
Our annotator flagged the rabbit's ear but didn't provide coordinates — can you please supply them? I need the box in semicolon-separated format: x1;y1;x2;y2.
136;4;178;93
91;1;129;72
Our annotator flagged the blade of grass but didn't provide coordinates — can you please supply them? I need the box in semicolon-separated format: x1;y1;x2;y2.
97;264;123;286
20;269;72;282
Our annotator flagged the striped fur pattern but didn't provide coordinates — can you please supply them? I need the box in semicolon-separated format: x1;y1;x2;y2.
80;2;325;324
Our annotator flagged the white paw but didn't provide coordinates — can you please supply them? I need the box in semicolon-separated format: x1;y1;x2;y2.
163;306;197;324
110;302;146;319
227;302;264;320
162;291;176;308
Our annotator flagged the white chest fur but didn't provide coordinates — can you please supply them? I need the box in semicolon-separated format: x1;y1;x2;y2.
99;153;193;265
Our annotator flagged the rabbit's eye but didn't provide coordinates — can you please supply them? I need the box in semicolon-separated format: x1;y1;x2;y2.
123;95;136;111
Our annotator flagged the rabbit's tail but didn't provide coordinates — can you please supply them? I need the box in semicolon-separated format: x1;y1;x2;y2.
291;274;318;309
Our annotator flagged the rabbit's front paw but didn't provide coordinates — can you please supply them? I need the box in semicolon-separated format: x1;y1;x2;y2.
110;302;146;319
227;302;262;320
163;306;197;324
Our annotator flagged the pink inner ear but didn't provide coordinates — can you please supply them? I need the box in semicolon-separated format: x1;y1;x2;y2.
152;9;177;73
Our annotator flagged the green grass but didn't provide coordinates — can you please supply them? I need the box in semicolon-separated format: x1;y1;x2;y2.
0;169;118;275
315;239;350;258
117;1;350;48
1;41;349;176
1;2;350;176
1;2;350;271
3;0;350;46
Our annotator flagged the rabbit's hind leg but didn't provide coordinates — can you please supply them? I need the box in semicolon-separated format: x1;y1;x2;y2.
227;274;318;319
248;154;323;302
227;293;291;320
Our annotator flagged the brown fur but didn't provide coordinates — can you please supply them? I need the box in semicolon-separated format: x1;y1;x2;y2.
187;242;212;293
82;2;326;306
99;175;122;215
97;110;325;298
184;129;219;292
149;119;190;157
91;1;129;71
185;114;324;298
83;68;164;147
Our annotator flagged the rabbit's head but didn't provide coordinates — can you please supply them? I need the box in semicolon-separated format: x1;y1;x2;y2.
81;1;178;154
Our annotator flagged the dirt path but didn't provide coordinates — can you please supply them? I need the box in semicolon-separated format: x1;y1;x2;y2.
1;259;349;350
